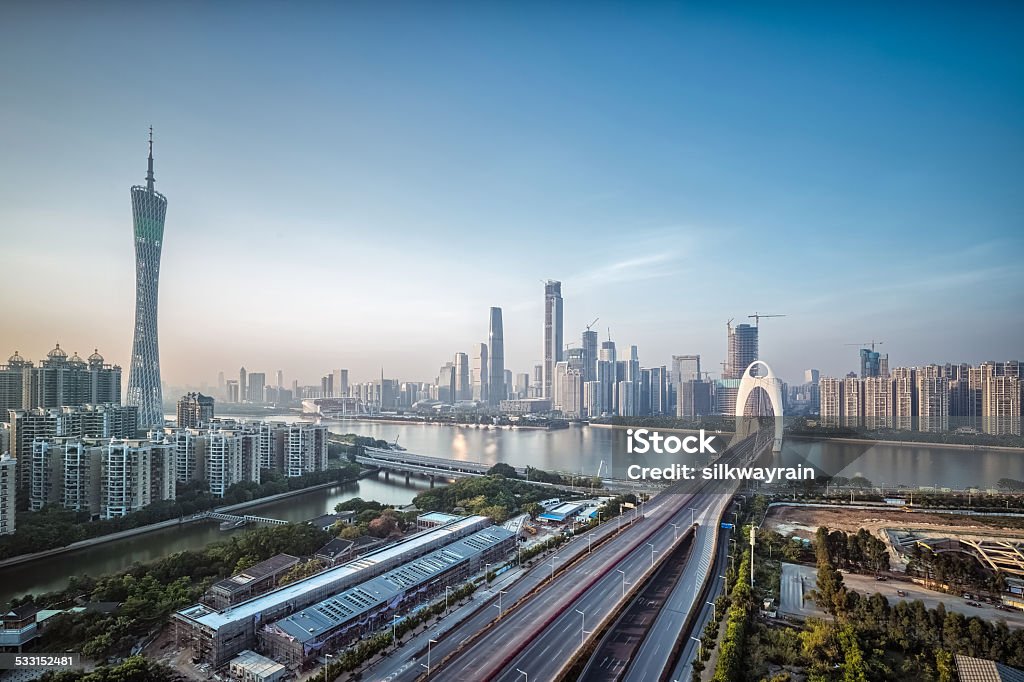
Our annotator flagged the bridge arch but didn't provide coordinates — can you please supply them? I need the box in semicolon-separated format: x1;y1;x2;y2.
734;360;784;452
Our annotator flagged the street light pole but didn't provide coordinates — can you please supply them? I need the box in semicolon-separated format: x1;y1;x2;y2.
707;601;716;620
445;585;452;612
617;568;628;597
550;555;559;579
516;669;529;682
647;542;657;568
689;507;697;526
670;522;680;541
420;638;438;678
575;608;586;646
690;636;703;660
320;653;333;682
391;613;400;647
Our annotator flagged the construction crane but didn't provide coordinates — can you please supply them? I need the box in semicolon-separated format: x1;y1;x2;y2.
748;312;786;327
585;317;599;332
845;340;885;351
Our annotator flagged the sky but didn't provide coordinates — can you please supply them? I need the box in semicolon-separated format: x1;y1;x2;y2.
1;1;1022;388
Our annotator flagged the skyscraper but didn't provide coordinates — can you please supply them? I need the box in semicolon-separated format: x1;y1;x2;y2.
488;307;505;405
727;323;758;379
542;280;563;399
472;343;488;402
453;353;471;401
581;329;598;383
126;129;167;429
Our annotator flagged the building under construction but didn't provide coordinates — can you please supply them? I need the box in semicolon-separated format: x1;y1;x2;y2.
260;525;516;665
173;515;491;667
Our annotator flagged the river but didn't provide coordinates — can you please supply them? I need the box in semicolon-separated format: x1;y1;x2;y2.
1;416;1021;604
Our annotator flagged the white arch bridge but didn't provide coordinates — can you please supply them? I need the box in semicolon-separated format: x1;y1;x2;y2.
734;360;784;453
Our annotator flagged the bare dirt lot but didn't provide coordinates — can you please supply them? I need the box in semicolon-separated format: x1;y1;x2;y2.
764;504;1024;543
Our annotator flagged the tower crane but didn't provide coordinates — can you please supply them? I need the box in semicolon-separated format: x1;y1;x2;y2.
845;340;885;351
585;317;599;332
748;312;786;327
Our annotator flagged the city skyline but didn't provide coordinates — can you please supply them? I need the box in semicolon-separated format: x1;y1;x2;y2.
2;3;1022;386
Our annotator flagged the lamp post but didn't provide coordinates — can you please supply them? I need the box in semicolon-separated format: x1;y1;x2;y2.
550;555;560;579
445;585;452;612
575;608;587;645
516;669;529;682
485;562;491;581
320;653;333;682
647;542;657;568
588;533;593;554
617;568;628;597
420;638;438;678
670;522;680;541
495;589;507;618
706;601;716;620
689;507;697;526
690;636;702;659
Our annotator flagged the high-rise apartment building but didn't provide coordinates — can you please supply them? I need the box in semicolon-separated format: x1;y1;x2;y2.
239;367;248;402
582;381;603;418
892;367;916;430
488;308;505;405
862;376;894;430
8;404;138;489
126;132;167;428
804;369;820;384
553;361;582;417
332;369;348;398
841;376;863;427
0;454;15;535
819;377;843;426
542;281;563;399
0;352;31;414
100;438;175;519
917;373;950;432
19;346;123;410
983;374;1021;435
286;423;328;477
177;393;215;429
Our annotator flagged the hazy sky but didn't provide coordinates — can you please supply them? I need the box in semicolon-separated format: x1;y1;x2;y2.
1;1;1021;387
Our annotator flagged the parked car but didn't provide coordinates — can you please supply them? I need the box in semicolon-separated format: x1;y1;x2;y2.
897;590;907;597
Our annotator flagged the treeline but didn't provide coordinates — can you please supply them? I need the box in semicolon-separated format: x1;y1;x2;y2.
907;544;1007;596
712;545;754;681
803;525;1024;678
43;656;179;682
0;464;361;561
816;527;889;574
17;523;330;661
413;474;566;523
789;423;1024;449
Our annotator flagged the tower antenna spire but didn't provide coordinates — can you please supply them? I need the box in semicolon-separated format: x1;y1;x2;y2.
146;126;155;191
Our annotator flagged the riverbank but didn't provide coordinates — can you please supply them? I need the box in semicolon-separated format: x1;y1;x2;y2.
0;474;372;570
786;434;1024;453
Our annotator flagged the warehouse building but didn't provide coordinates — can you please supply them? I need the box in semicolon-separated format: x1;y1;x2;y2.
260;525;516;665
173;515;489;667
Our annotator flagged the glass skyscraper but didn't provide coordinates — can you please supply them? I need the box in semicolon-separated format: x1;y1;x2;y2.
126;130;167;428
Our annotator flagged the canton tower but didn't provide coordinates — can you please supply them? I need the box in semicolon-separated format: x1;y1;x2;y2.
126;128;167;428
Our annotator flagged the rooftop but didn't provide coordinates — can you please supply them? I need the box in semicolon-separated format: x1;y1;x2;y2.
271;526;515;644
176;515;483;632
230;649;286;675
956;655;1024;682
209;554;299;595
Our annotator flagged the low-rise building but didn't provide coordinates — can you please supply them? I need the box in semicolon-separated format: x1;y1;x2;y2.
228;649;287;682
260;525;516;665
203;555;301;611
173;515;489;667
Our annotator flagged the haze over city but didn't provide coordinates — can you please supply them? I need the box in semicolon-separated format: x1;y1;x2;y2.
1;2;1021;386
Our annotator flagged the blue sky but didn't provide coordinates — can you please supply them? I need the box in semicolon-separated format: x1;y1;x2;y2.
1;1;1021;386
